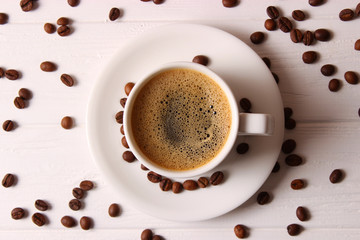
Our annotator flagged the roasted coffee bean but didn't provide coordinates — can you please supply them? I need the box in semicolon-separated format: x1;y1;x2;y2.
287;224;301;236
152;235;163;240
257;191;270;205
61;215;76;228
141;229;153;240
120;98;127;107
222;0;237;8
328;79;341;92
309;0;323;6
262;57;271;68
302;51;317;64
284;107;293;119
3;120;14;132
285;154;303;166
282;139;296;154
264;19;276;31
32;213;46;226
80;216;92;230
278;17;293;33
122;151;135;163
20;0;33;12
303;31;314;46
57;17;70;26
210;171;224;185
291;179;305;190
239;98;251;111
292;10;305;21
80;180;94;191
183;180;198;190
35;200;48;211
61;116;73;129
266;6;279;19
250;31;265;44
321;64;335;76
0;67;4;77
40;61;57;72
11;207;25;220
147;171;162;183
153;0;164;4
358;108;360;118
18;88;32;100
125;82;135;95
339;9;354;21
5;69;19;80
296;206;308;221
115;111;124;124
57;25;71;36
172;182;183;193
329;169;343;183
234;224;248;239
120;125;124;135
44;23;56;34
109;8;121;21
72;187;84;199
290;29;303;43
60;74;74;87
192;55;209;66
314;28;330;41
0;13;9;24
14;97;25;109
272;72;279;84
68;0;80;7
344;71;358;84
121;136;129;148
272;162;280;173
69;199;81;211
159;178;172;191
140;164;149;171
285;118;296;129
198;177;209;188
2;173;15;187
236;143;249;154
108;203;120;217
355;39;360;50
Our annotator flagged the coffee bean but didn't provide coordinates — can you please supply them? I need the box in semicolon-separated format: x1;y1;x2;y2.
285;118;296;129
57;25;71;36
198;177;209;188
60;74;74;87
262;57;271;68
57;17;70;26
272;72;279;84
69;199;81;211
234;224;248;239
35;200;48;211
2;173;15;187
285;154;303;166
0;67;4;77
121;136;129;148
172;182;183;194
32;213;46;226
40;61;57;72
115;111;124;124
257;191;270;205
287;224;301;236
239;98;251;111
120;125;125;135
3;120;14;132
302;51;317;64
14;97;25;109
344;71;358;84
159;178;172;191
339;9;354;21
80;180;94;191
0;13;9;24
68;0;80;7
80;216;92;230
309;0;323;6
141;229;153;240
125;82;135;96
61;116;73;129
284;107;293;119
290;29;303;43
250;32;265;44
264;19;276;31
109;8;121;21
272;162;280;173
329;169;343;183
152;235;163;240
292;10;305;21
282;139;296;154
5;69;19;80
222;0;238;8
183;180;198;190
321;64;335;76
72;187;84;199
11;207;25;220
192;55;209;66
147;171;162;183
236;143;249;154
61;215;76;228
141;164;149;171
44;23;56;34
358;108;360;118
278;17;293;33
120;98;127;108
328;79;341;92
210;171;224;185
291;179;305;190
122;151;135;163
153;0;164;4
303;31;314;46
108;203;120;217
355;39;360;50
296;206;308;221
314;29;331;41
266;6;279;19
20;0;33;12
18;88;32;100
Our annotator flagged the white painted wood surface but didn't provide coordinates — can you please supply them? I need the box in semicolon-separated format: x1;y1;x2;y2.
1;0;360;239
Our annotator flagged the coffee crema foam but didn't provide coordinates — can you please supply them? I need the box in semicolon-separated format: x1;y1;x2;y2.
131;68;231;171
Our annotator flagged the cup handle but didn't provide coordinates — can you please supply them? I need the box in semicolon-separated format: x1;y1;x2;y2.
238;113;274;136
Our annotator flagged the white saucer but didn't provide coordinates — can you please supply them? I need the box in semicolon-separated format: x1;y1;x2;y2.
86;23;284;222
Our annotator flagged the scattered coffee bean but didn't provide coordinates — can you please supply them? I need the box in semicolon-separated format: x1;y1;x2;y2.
239;98;251;111
198;177;209;188
122;151;135;163
44;23;56;34
121;136;129;148
234;224;248;239
309;0;323;6
35;200;48;211
356;3;360;16
80;216;92;230
11;207;25;220
210;171;224;185
72;187;84;199
321;64;335;76
282;139;296;154
264;19;276;31
120;98;127;108
57;25;71;36
60;74;74;87
14;97;25;109
80;180;94;191
262;57;271;68
32;213;46;227
40;61;57;72
183;180;198;190
285;118;296;129
355;39;360;50
18;88;32;100
108;203;120;217
272;161;280;173
314;29;331;41
153;0;164;4
0;67;4;77
159;178;172;191
250;31;265;44
290;29;303;43
266;6;280;19
292;10;305;21
257;191;270;205
339;9;354;21
329;169;343;183
5;69;20;80
296;206;308;221
120;125;125;135
236;143;249;154
57;17;70;26
303;31;314;46
344;71;358;84
61;215;76;228
302;51;317;64
69;199;81;211
152;235;163;240
147;171;162;183
115;111;124;124
284;107;293;119
285;154;303;166
20;0;33;12
0;13;9;24
172;182;183;193
141;164;149;171
328;79;341;92
358;108;360;118
2;173;15;187
291;179;305;190
287;224;301;236
109;8;121;21
272;72;279;84
192;55;209;66
3;120;14;132
68;0;80;7
278;17;293;33
222;0;238;8
141;229;153;240
125;82;135;96
61;116;73;129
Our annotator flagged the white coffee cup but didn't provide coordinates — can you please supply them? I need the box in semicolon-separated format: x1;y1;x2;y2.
124;61;274;178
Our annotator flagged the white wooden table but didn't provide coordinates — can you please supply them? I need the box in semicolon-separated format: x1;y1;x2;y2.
1;0;360;239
